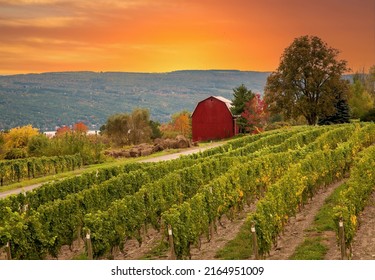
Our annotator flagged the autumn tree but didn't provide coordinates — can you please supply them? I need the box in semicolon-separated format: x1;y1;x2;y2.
172;111;191;138
160;110;192;139
4;125;39;150
264;35;349;125
73;122;89;134
241;93;269;133
231;84;255;132
55;126;71;137
3;125;39;159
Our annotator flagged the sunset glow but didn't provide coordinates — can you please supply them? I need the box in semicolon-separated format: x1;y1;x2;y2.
0;0;374;74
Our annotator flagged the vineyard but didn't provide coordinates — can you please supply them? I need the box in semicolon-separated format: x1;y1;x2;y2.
1;123;375;260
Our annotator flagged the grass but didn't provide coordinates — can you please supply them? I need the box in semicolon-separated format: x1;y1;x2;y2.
289;182;349;260
289;237;328;260
214;222;254;260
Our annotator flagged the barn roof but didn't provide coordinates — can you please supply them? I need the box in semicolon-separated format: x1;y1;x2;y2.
213;96;233;111
192;95;234;117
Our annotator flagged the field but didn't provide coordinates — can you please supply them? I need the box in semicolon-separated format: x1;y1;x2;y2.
1;123;375;260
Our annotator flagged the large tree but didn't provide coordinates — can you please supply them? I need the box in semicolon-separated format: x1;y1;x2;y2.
103;108;152;146
264;35;349;125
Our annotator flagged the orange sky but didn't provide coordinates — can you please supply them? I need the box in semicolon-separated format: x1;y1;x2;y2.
0;0;374;74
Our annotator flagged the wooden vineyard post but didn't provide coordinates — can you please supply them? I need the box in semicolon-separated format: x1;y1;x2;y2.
209;187;215;240
168;225;176;260
338;218;346;260
251;223;259;260
6;241;11;260
85;230;93;260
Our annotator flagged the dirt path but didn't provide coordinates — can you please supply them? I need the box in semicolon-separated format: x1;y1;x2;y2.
0;142;224;200
0;183;44;199
266;180;346;260
324;191;375;260
49;179;352;260
112;180;346;260
350;191;375;260
114;204;256;260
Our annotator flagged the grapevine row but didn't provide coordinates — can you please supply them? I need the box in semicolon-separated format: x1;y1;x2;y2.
333;144;375;252
248;123;375;257
161;124;356;258
83;126;328;258
0;154;83;186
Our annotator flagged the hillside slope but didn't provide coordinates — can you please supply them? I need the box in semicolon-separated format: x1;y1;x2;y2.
0;70;269;130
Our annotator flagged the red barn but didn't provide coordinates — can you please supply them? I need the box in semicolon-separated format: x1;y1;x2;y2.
192;96;238;142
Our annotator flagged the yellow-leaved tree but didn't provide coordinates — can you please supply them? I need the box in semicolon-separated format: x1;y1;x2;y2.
5;125;39;150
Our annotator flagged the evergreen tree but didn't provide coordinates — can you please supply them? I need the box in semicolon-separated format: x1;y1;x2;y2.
318;99;350;125
231;84;255;133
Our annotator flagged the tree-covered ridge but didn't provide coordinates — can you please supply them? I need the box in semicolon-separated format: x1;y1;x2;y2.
0;70;269;131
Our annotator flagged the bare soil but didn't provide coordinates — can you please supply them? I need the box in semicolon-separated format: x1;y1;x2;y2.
267;180;345;260
350;191;375;260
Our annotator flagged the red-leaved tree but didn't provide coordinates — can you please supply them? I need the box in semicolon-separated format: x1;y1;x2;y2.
73;122;88;134
241;93;269;134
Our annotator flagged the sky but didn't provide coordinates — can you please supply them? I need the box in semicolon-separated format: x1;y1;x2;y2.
0;0;374;75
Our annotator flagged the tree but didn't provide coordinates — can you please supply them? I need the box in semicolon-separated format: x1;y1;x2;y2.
104;113;130;146
127;108;152;145
318;99;350;125
103;108;153;146
241;93;269;133
264;35;349;125
348;78;373;119
55;126;71;137
73;122;89;134
4;125;39;150
28;134;50;157
149;120;162;140
171;111;191;138
231;84;255;132
160;110;192;139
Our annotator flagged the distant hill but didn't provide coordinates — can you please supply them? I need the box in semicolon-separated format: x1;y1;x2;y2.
0;70;270;131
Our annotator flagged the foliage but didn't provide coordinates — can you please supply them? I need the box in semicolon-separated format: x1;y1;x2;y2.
318;99;350;125
264;35;349;125
73;122;88;134
366;65;375;98
102;108;152;147
348;78;373;119
0;154;83;186
149;120;162;140
27;134;50;157
241;93;269;133
2;123;374;259
160;111;192;139
4;125;39;150
55;126;71;137
333;144;375;249
0;71;269;131
4;148;28;160
360;107;375;122
231;84;255;132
